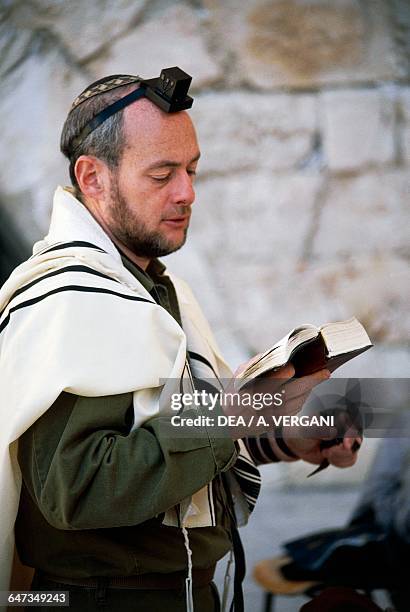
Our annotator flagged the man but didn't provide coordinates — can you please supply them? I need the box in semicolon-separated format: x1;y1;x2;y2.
0;72;360;612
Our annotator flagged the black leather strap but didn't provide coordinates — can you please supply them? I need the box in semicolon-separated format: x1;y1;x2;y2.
70;86;146;152
275;425;299;459
229;522;246;612
220;473;246;612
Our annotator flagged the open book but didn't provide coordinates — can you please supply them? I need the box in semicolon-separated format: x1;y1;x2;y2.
236;317;372;387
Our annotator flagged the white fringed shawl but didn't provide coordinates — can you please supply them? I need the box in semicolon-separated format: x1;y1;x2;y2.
0;187;255;598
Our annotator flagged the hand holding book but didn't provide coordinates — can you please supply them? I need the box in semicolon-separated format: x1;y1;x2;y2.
223;363;331;440
227;317;371;472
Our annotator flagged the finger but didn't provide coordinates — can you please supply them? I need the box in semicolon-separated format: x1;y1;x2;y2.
330;457;356;468
323;445;359;468
341;429;362;450
343;436;362;453
280;392;312;417
339;435;352;452
353;436;362;451
324;451;356;468
283;369;330;401
279;363;296;378
265;363;295;381
304;425;338;441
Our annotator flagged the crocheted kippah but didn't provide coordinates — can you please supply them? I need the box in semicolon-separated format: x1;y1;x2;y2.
70;74;141;112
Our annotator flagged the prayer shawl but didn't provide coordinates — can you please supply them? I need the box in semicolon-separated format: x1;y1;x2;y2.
0;187;260;596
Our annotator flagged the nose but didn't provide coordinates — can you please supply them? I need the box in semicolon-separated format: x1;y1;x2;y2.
172;170;195;207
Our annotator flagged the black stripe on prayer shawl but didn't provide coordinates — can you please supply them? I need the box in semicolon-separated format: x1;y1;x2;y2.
188;350;221;380
244;436;279;465
244;437;263;464
259;434;281;463
189;351;263;513
0;285;154;335
231;455;262;513
0;266;121;319
33;241;107;257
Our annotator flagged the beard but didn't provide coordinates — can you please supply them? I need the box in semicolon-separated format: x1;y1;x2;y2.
108;176;189;258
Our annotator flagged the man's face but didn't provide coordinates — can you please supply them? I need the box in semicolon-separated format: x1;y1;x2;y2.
104;100;200;259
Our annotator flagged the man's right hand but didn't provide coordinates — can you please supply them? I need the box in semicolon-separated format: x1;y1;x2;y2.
223;361;330;440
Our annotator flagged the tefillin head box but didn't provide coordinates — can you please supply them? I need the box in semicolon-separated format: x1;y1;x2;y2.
143;66;193;113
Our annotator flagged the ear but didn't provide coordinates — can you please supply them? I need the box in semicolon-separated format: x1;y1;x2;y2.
74;155;110;200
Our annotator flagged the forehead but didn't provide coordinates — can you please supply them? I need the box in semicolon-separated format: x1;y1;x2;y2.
122;99;199;163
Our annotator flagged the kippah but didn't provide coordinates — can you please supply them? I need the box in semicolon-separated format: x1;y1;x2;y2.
70;74;141;112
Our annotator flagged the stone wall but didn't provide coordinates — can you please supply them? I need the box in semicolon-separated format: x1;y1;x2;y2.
1;0;409;379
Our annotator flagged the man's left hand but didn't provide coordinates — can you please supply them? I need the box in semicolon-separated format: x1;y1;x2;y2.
282;425;362;468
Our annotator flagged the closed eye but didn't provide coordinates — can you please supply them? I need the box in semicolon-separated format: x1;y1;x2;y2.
150;174;171;183
150;167;197;183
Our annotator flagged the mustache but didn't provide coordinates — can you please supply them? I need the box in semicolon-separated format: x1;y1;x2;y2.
163;205;191;219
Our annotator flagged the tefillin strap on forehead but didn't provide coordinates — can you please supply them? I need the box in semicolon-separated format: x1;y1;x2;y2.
68;67;193;154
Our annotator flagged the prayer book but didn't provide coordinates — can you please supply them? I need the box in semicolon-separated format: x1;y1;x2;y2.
236;317;372;387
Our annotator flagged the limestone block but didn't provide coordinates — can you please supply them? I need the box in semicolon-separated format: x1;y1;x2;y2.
311;256;410;345
321;89;396;171
166;242;246;369
221;260;336;355
0;53;87;235
390;0;410;77
313;171;409;257
297;257;409;345
165;171;321;355
216;252;409;357
205;0;401;89
88;4;221;89
0;19;33;79
400;87;410;164
191;92;317;174
223;173;322;261
170;171;321;351
188;173;322;263
32;0;147;61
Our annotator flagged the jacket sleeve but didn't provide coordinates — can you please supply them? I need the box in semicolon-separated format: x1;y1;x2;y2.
17;391;237;530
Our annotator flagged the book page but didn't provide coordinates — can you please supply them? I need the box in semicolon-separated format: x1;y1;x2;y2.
237;325;319;380
320;317;372;356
